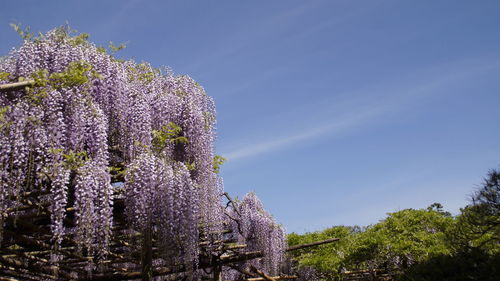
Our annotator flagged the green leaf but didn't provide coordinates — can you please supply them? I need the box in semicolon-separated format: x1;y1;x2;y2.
0;72;10;81
10;23;33;41
212;155;226;174
69;33;89;46
151;122;189;153
49;61;93;89
108;41;126;53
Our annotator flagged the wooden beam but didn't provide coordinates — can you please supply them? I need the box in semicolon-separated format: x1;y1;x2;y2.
247;276;298;281
0;80;35;92
227;265;258;278
0;247;86;276
89;251;264;280
0;264;49;281
250;266;275;281
3;230;91;265
0;255;74;280
286;238;339;251
0;277;20;281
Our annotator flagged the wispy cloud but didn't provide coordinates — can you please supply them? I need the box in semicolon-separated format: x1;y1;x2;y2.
222;57;500;161
223;105;383;160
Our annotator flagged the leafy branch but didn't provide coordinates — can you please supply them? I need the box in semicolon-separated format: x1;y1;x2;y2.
152;122;189;153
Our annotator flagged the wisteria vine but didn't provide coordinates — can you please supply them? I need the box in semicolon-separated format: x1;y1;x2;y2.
0;26;286;276
224;192;287;278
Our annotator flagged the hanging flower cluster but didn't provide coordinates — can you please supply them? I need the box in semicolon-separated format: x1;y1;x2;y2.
0;27;223;265
225;192;287;277
125;154;200;267
0;27;287;278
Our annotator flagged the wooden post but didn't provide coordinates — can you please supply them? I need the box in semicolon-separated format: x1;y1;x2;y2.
213;265;222;281
141;225;152;281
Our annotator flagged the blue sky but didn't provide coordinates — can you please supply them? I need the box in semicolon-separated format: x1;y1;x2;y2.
1;0;499;233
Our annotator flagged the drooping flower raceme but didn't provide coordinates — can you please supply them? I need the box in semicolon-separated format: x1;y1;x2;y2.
0;27;224;267
0;27;285;276
225;192;287;277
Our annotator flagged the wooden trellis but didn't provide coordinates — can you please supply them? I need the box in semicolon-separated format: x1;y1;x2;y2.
0;81;339;281
0;189;335;280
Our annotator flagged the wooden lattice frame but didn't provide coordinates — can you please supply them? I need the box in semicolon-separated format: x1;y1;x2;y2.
0;81;337;281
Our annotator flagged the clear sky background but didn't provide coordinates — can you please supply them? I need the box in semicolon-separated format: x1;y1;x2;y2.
1;0;499;233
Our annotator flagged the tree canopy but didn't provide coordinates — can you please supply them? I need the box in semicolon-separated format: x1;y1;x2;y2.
287;169;500;281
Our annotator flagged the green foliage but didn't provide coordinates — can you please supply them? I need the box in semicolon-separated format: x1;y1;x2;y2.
69;33;90;46
10;23;33;41
151;122;189;153
30;69;49;87
449;170;500;254
288;226;358;278
108;41;126;53
203;111;215;130
108;166;124;174
288;207;455;279
19;62;102;105
357;208;453;268
0;72;10;81
11;23;93;50
185;161;196;171
5;26;104;107
127;62;158;83
24;69;50;104
62;150;89;169
49;61;94;89
451;206;499;254
49;148;89;170
96;46;107;54
288;170;500;280
400;249;500;281
212;155;226;174
27;90;48;105
108;165;126;184
427;202;452;216
0;106;11;124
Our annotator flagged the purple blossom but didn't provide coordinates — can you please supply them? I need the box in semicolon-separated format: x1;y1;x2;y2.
0;27;285;276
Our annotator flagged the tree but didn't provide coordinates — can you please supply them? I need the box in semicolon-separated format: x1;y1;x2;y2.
347;208;454;272
400;170;500;281
445;169;500;257
287;207;454;280
287;226;359;280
